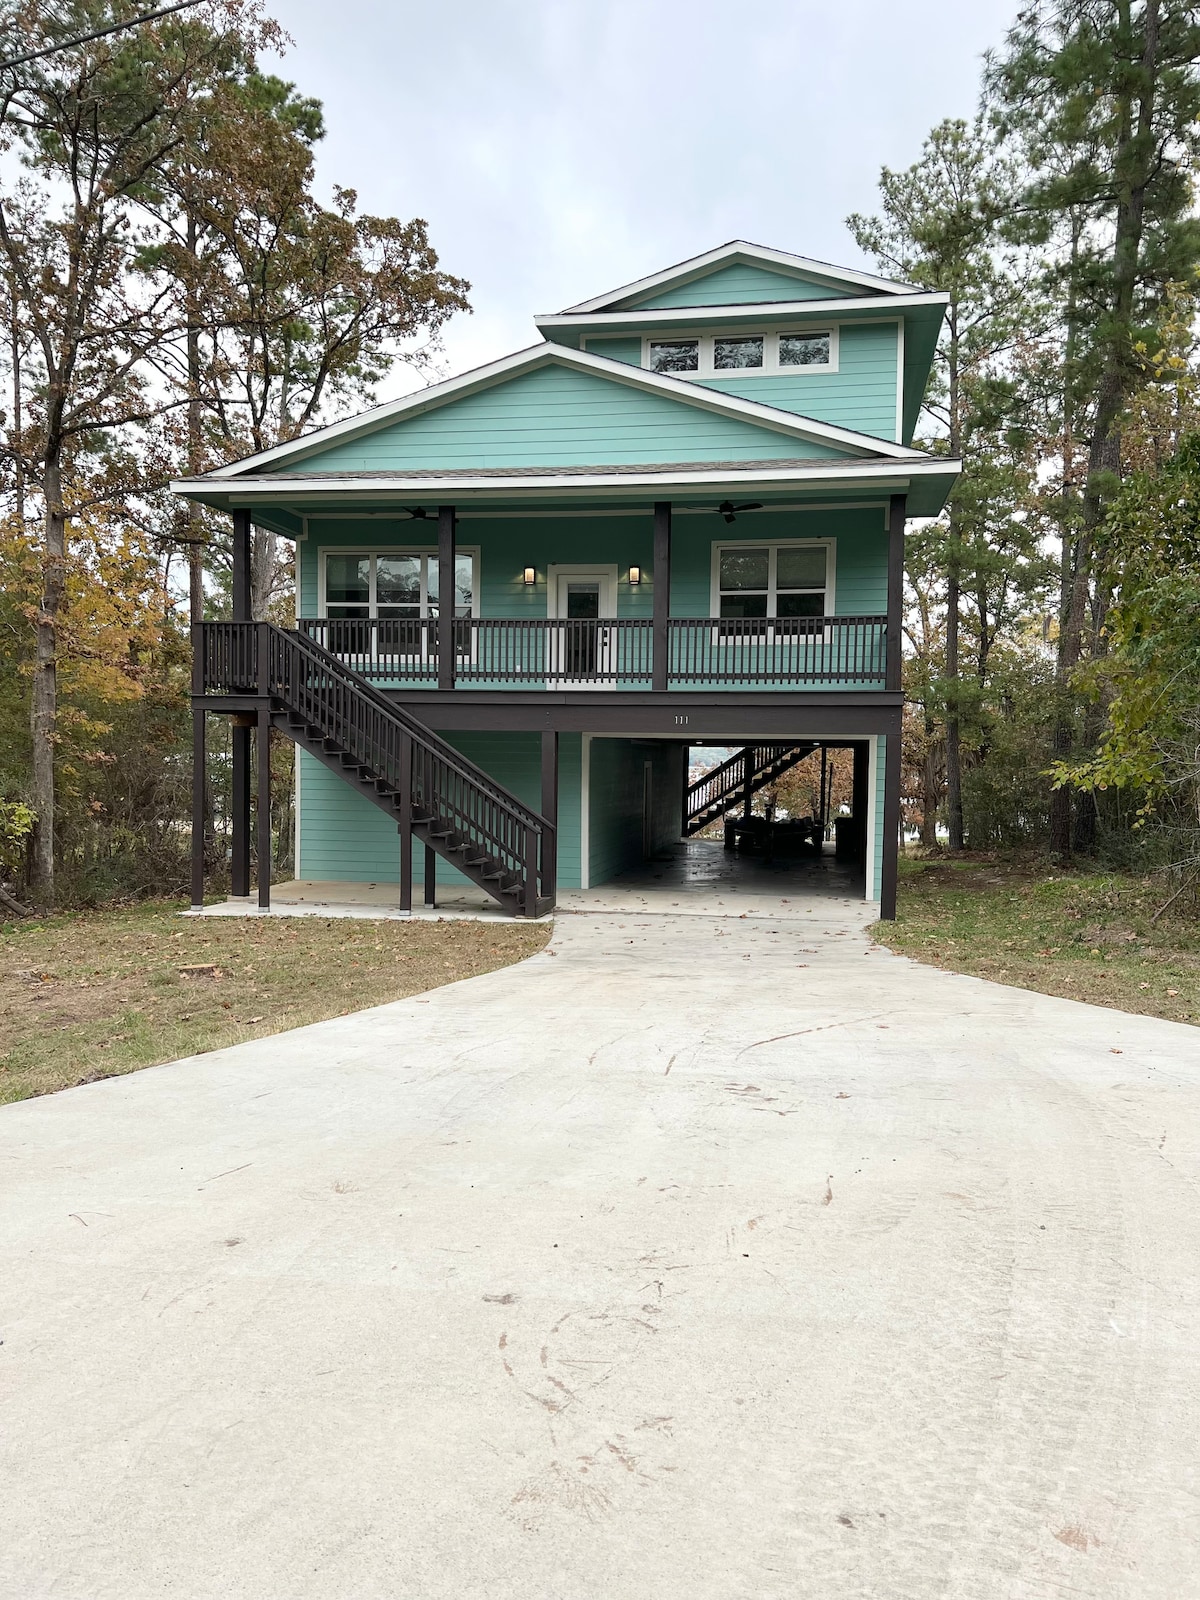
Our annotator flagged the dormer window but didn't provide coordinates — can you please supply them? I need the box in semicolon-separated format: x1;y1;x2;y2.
642;327;837;378
648;339;699;374
779;331;831;366
714;335;764;370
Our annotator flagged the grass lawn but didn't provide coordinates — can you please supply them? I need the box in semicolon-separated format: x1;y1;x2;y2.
875;855;1200;1027
0;903;549;1104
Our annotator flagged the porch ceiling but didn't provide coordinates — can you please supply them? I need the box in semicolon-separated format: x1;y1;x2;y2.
171;454;960;536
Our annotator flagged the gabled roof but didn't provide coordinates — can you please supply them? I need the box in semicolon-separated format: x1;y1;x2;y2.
194;342;929;482
558;240;918;315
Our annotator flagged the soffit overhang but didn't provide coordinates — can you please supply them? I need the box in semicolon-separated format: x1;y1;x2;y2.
535;292;949;340
172;455;961;530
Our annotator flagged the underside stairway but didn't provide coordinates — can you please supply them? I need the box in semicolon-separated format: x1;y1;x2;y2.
684;743;817;836
203;622;554;916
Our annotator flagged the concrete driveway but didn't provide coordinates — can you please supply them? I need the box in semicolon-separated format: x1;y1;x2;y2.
3;894;1198;1599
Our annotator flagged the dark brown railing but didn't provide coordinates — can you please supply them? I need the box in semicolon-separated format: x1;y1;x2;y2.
295;613;886;688
669;615;885;684
203;622;554;914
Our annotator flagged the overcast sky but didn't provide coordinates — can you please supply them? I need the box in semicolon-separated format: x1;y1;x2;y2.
263;0;1018;397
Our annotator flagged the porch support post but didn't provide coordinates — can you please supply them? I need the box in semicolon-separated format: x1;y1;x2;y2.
438;505;456;691
229;509;253;899
230;718;252;898
256;706;271;910
398;735;413;913
880;716;903;920
886;493;906;693
190;704;206;909
540;729;558;906
424;842;437;907
742;747;754;821
652;501;671;693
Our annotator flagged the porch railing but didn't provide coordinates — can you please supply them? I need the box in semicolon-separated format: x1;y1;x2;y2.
295;613;886;688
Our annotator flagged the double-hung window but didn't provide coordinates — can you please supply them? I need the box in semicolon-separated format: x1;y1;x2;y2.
324;550;475;658
714;542;830;637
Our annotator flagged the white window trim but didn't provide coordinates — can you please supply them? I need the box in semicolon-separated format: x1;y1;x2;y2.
317;545;480;666
708;537;836;621
642;326;839;379
316;545;480;618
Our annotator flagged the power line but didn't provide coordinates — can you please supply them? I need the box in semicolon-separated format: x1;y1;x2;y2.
0;0;207;72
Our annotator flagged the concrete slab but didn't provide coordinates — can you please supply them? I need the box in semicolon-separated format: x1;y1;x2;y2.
3;905;1199;1598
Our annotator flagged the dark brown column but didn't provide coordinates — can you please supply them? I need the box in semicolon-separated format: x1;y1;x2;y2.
230;509;253;899
256;707;271;910
880;719;903;920
652;501;671;693
424;842;437;907
438;505;456;691
540;729;559;905
191;707;206;909
230;716;252;898
398;735;413;912
886;493;906;692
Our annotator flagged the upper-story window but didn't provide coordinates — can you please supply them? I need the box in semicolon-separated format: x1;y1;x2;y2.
324;550;475;621
646;328;837;378
713;541;831;629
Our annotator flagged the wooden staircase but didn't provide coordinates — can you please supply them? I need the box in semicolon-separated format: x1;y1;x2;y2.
201;622;554;916
684;744;817;836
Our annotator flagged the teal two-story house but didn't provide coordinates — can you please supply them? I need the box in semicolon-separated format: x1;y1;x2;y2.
175;241;957;919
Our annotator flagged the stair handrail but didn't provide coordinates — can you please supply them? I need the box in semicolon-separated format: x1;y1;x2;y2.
685;743;797;812
202;619;553;834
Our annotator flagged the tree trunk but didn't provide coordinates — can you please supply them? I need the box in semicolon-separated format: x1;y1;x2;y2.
31;455;65;906
251;527;280;621
945;560;964;851
1055;0;1159;855
920;715;941;848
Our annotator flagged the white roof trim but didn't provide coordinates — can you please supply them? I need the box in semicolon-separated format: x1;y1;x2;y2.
173;458;961;503
535;291;949;332
202;342;927;480
559;240;919;314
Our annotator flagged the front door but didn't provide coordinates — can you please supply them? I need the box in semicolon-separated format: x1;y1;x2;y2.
548;566;617;685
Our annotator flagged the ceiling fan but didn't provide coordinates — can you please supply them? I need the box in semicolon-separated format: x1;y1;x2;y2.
401;507;429;520
715;499;764;523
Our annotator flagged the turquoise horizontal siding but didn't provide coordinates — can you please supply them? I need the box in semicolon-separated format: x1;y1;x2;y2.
695;322;900;442
582;336;641;365
278;364;836;473
669;505;887;616
300;505;887;625
627;262;858;309
296;731;584;890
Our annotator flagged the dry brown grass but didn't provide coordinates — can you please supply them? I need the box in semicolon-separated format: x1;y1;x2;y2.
0;902;549;1103
875;855;1199;1026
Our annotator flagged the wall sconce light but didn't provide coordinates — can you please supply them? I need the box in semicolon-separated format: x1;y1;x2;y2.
628;565;641;585
523;567;537;586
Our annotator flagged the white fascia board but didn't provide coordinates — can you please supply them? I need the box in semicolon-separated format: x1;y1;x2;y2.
559;240;920;314
201;342;926;481
536;291;949;332
171;458;961;504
